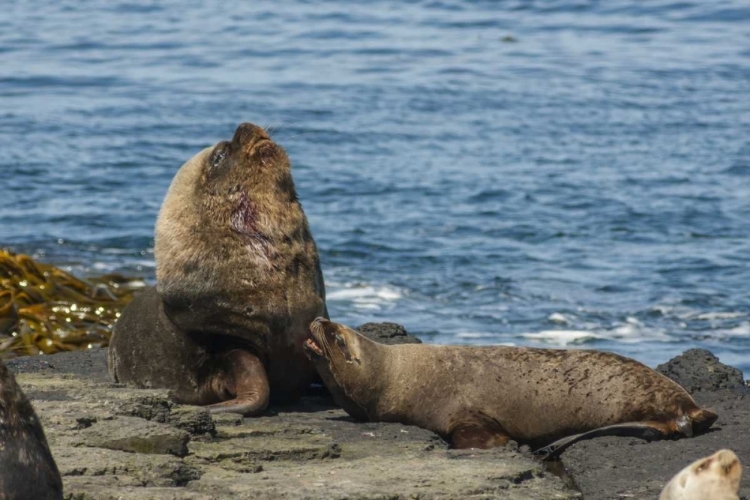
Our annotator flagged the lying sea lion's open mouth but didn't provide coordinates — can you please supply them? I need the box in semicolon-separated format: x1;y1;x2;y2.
304;337;324;358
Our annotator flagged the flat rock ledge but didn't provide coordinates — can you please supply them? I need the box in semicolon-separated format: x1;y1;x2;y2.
12;350;578;500
11;342;749;500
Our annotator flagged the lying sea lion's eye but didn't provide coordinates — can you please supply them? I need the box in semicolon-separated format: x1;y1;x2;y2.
210;144;229;169
335;334;346;346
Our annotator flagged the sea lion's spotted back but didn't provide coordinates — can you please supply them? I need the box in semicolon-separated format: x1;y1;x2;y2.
0;360;62;500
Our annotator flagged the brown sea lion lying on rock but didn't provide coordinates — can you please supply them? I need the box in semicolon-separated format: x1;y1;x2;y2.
109;123;327;415
0;359;62;500
660;449;742;500
304;318;718;458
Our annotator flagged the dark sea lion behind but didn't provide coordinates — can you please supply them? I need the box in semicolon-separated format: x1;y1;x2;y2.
0;359;62;500
109;123;327;414
304;318;718;458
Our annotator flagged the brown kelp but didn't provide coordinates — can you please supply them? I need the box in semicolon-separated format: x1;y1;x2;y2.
0;250;145;358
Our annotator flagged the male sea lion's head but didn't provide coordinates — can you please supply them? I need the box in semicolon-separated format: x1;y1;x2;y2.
661;449;742;500
155;122;304;333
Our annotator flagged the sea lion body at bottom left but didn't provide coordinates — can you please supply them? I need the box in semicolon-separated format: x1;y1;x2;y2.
304;318;718;458
0;359;63;500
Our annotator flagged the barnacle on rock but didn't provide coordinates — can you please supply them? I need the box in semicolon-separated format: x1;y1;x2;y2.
0;250;145;358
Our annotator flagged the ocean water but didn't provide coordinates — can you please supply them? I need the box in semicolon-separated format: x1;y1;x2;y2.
2;1;750;373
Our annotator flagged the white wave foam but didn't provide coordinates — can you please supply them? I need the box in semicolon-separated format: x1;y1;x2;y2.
522;320;670;346
327;285;402;302
522;330;602;346
326;283;402;313
717;322;750;336
694;312;746;321
456;332;497;340
607;323;670;343
548;312;572;324
352;303;382;311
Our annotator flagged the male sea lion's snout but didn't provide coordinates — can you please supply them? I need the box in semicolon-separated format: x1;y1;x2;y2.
232;122;272;155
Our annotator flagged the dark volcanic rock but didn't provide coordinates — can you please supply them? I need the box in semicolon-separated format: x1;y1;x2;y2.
356;322;422;345
656;348;746;393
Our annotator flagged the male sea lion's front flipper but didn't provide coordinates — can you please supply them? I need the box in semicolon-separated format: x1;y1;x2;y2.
533;421;669;460
206;349;270;416
448;411;511;449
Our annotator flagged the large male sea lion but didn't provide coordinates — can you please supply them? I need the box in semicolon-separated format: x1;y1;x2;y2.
0;359;62;500
660;449;742;500
109;123;327;415
304;318;717;457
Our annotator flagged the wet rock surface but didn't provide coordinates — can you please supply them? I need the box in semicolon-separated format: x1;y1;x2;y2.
12;349;578;500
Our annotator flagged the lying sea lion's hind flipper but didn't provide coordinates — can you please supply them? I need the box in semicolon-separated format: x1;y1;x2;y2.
687;407;718;435
206;349;270;417
533;421;669;460
448;411;511;449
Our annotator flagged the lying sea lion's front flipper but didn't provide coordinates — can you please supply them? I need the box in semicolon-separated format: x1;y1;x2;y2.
448;411;511;449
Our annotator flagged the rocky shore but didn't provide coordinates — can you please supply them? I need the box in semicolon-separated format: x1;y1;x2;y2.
6;327;749;500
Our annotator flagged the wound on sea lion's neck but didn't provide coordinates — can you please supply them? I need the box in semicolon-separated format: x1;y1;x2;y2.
231;192;259;236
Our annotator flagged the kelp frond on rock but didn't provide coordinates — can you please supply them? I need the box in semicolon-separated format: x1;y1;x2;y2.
0;250;145;358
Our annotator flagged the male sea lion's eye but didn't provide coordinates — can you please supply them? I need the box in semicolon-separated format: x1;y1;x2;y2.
335;334;346;346
210;144;228;169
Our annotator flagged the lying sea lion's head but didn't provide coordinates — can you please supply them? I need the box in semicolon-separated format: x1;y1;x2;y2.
155;123;308;335
306;317;365;368
304;318;374;420
660;449;742;500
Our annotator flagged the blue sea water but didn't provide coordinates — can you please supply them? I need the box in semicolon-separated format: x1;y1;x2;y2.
2;1;750;374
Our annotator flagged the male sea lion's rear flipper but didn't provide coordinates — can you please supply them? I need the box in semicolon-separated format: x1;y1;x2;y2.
206;349;270;417
533;421;669;460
